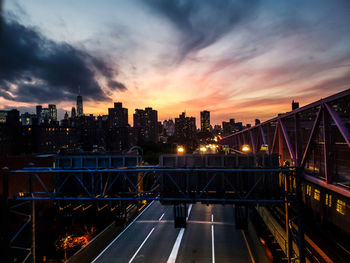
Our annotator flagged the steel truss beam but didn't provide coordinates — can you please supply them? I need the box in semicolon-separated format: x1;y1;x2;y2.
220;88;350;198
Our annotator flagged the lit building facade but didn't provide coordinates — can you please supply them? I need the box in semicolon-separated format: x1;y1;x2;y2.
133;107;158;143
77;95;83;117
200;110;210;132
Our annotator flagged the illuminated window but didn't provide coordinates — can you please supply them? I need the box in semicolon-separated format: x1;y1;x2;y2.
306;185;312;196
314;189;320;201
325;194;332;207
336;200;346;215
293;178;296;190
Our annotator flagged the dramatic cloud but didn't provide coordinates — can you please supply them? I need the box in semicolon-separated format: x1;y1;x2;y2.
0;17;126;103
146;0;259;62
2;0;350;124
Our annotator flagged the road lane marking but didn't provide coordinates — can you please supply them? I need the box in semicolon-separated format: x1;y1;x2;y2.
241;230;255;263
211;214;215;263
91;200;155;263
187;204;192;219
167;228;185;263
128;227;155;263
167;204;193;263
158;213;165;221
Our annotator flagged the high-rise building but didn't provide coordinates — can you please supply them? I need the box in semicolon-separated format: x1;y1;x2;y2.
40;108;50;124
222;118;242;135
36;105;42;117
6;109;20;126
20;112;36;125
200;110;210;132
175;112;196;139
163;119;175;136
71;107;76;118
108;102;128;127
133;107;158;142
0;110;7;123
48;104;57;121
77;95;83;117
292;100;299;111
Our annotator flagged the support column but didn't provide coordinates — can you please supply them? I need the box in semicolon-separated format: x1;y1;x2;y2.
323;108;332;184
284;173;292;263
296;167;305;263
29;170;36;263
1;167;10;262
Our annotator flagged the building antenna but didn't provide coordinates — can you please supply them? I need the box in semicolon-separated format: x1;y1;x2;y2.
78;86;81;96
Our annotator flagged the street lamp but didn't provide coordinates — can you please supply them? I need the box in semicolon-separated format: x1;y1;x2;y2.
177;146;185;154
260;144;269;152
199;146;207;153
241;144;251;153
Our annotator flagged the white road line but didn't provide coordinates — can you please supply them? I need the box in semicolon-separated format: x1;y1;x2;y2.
91;200;155;263
211;214;215;263
158;213;165;221
167;228;185;263
211;225;215;263
128;227;155;263
167;204;193;263
187;204;193;219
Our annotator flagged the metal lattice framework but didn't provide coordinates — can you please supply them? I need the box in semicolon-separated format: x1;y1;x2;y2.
220;88;350;198
3;165;299;262
8;166;292;203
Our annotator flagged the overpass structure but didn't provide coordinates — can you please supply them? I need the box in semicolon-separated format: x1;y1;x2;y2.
2;153;302;263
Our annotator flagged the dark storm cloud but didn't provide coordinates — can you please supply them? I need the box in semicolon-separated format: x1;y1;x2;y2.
146;0;260;62
108;80;126;91
0;18;126;103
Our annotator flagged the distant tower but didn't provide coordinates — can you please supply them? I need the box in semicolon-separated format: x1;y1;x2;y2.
292;100;299;111
71;107;76;118
200;110;210;132
48;104;57;122
64;111;69;120
77;87;83;117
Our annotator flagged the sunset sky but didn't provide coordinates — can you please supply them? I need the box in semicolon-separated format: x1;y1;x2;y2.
1;0;350;125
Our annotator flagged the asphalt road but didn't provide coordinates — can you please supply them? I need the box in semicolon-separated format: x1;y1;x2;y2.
92;201;253;263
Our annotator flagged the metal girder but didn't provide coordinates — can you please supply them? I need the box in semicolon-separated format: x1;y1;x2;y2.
279;119;296;164
9;167;292;203
324;103;350;147
301;106;322;169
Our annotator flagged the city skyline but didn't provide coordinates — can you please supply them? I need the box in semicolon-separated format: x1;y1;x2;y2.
1;0;350;125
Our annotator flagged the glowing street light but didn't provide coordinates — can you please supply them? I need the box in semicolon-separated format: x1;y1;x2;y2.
199;146;207;153
177;146;185;154
260;144;269;152
241;144;251;152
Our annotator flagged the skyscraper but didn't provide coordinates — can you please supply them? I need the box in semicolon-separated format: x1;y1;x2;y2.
36;105;42;117
77;95;83;117
133;107;158;142
175;112;196;139
71;107;76;118
108;102;128;127
200;110;210;132
48;104;57;121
